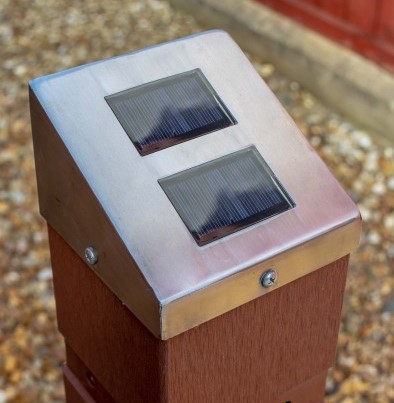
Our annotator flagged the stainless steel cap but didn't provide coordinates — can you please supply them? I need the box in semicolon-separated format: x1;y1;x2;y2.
29;30;361;340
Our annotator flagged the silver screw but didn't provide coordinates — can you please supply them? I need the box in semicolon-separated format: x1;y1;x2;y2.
84;246;98;265
260;269;278;288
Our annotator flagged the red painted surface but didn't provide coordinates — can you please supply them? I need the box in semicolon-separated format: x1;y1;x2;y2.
257;0;394;72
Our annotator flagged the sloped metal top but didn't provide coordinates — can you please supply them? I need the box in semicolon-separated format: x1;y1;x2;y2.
30;30;361;339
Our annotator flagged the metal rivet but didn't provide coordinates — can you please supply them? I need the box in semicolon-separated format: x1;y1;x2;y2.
86;371;96;388
84;246;98;265
260;269;278;288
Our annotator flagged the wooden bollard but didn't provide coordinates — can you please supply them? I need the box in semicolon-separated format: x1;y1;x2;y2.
30;31;361;402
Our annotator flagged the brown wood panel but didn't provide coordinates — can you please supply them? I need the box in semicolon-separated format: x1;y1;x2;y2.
165;255;348;402
257;0;394;71
64;365;96;403
378;0;394;42
346;0;377;32
65;345;115;403
278;370;327;402
260;0;366;35
319;0;345;18
48;226;167;403
49;226;349;402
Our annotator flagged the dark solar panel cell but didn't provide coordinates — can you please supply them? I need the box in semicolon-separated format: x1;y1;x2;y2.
105;69;236;155
159;146;295;246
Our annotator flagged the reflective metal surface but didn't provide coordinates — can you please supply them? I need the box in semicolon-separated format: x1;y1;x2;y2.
30;30;361;340
261;269;278;288
30;92;161;337
84;246;98;266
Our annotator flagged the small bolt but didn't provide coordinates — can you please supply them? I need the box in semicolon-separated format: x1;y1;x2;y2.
86;371;96;388
85;246;98;265
260;269;278;288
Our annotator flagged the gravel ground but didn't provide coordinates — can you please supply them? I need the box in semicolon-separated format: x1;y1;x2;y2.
0;0;393;402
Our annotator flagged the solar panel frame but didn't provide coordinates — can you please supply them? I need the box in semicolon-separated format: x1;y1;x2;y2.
105;69;237;155
159;146;295;246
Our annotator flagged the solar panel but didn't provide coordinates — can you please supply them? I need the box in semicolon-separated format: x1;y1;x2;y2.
159;146;295;246
105;69;236;155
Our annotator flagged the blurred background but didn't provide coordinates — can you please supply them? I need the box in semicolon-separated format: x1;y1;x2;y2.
0;0;393;401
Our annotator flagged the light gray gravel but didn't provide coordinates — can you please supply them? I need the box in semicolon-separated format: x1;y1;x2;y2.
0;0;393;401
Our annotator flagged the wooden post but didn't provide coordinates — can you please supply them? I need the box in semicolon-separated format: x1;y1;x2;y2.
49;226;349;403
30;30;361;403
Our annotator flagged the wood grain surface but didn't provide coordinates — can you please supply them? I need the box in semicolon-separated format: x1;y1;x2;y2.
63;365;96;403
258;0;394;72
48;226;349;402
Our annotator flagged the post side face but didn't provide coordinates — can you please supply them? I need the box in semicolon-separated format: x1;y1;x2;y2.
165;257;350;403
30;30;361;339
48;227;167;403
49;226;348;403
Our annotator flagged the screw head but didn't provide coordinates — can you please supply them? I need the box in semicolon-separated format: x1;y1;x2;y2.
260;269;278;288
84;246;98;265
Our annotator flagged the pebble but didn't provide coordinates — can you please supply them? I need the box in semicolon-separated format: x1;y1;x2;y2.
384;147;394;159
338;355;355;368
364;156;379;172
354;131;372;149
358;205;371;221
388;246;394;258
258;63;275;78
367;231;381;245
352;180;365;195
310;136;321;147
339;375;368;394
383;300;394;313
289;81;300;92
372;182;386;195
37;268;53;282
0;202;9;214
387;177;394;190
3;271;21;284
1;0;394;402
384;215;394;229
4;356;17;373
382;311;392;322
358;364;379;382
